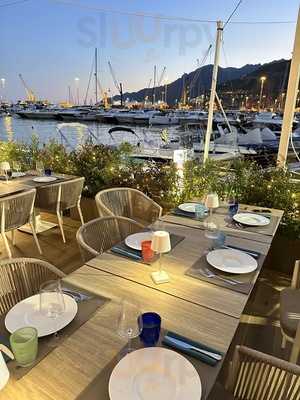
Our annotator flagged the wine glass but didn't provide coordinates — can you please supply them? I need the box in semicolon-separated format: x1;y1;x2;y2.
35;161;44;176
39;280;65;319
117;300;143;355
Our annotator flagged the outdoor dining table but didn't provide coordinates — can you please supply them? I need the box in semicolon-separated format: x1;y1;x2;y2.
0;207;283;400
0;172;78;232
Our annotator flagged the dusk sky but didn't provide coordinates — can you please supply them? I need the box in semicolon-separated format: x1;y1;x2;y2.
0;0;299;102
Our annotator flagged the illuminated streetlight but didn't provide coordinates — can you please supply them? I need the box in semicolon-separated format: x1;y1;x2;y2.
259;76;266;111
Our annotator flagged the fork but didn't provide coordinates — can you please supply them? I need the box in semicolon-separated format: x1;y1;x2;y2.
200;267;242;285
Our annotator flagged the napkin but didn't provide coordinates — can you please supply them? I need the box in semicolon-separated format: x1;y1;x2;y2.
111;243;142;261
219;245;260;259
162;331;223;366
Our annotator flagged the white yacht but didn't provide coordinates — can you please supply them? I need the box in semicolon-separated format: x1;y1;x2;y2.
149;112;179;126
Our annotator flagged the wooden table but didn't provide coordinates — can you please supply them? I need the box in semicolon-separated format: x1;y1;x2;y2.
0;207;283;400
0;173;77;233
161;204;284;244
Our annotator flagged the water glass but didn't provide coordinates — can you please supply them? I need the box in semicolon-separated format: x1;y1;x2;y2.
139;312;161;346
228;199;239;218
10;327;38;367
212;232;226;249
44;168;52;176
35;161;44;176
195;203;206;220
117;300;143;354
141;240;154;262
204;215;220;240
39;280;65;319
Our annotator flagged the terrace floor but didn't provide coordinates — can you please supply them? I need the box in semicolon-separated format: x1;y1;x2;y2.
0;212;295;394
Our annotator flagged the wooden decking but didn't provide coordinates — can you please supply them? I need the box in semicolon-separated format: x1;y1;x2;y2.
0;212;82;275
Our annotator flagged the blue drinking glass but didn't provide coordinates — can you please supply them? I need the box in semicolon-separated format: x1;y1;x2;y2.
212;231;226;249
44;168;52;176
139;312;161;346
228;200;239;218
195;204;206;220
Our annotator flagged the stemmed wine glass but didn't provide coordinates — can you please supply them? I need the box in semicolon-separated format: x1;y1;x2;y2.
117;300;143;355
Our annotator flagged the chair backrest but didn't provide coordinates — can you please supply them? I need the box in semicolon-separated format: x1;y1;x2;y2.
0;258;65;316
0;189;36;232
291;260;300;289
35;177;85;211
227;345;300;400
76;216;144;262
95;187;162;225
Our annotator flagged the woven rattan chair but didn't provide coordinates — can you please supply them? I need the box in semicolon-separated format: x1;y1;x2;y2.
212;345;300;399
95;187;162;227
0;257;65;316
35;177;85;243
0;189;41;258
280;260;300;364
76;216;144;262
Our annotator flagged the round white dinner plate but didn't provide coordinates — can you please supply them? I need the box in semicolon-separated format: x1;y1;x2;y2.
206;249;258;274
178;203;207;213
233;212;270;227
33;176;58;183
12;172;26;178
125;232;153;250
5;293;78;337
109;347;202;400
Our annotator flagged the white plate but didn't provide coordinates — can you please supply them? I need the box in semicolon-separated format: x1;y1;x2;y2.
109;347;202;400
178;203;207;213
206;249;258;274
233;213;270;227
12;172;26;178
33;176;58;183
125;232;153;250
5;293;78;337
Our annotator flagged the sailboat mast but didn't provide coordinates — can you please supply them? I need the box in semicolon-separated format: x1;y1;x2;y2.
95;48;98;105
203;20;223;163
277;6;300;167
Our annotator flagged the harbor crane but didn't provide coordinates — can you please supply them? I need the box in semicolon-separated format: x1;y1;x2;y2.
18;73;37;102
108;61;123;107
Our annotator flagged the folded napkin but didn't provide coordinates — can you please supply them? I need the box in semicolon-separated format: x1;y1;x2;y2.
111;243;142;261
219;245;261;260
172;208;196;219
162;331;223;367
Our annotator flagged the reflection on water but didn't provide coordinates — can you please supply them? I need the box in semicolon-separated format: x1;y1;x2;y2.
2;116;14;141
0;116;178;150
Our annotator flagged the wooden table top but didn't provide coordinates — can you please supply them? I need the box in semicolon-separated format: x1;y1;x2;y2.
161;204;284;244
0;173;77;197
0;264;239;400
87;221;270;319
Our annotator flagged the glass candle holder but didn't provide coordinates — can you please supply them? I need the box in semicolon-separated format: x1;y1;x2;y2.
10;327;38;367
141;240;154;263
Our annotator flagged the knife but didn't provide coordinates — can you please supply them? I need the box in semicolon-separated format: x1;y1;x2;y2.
220;245;260;259
165;336;222;361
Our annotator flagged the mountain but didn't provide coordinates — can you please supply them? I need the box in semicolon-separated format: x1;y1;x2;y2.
218;59;290;96
114;64;260;106
114;59;290;106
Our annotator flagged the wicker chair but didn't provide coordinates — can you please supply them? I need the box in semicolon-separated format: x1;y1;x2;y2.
95;187;162;227
0;189;41;258
280;260;300;364
212;345;300;399
0;258;65;316
76;216;144;262
35;177;85;243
